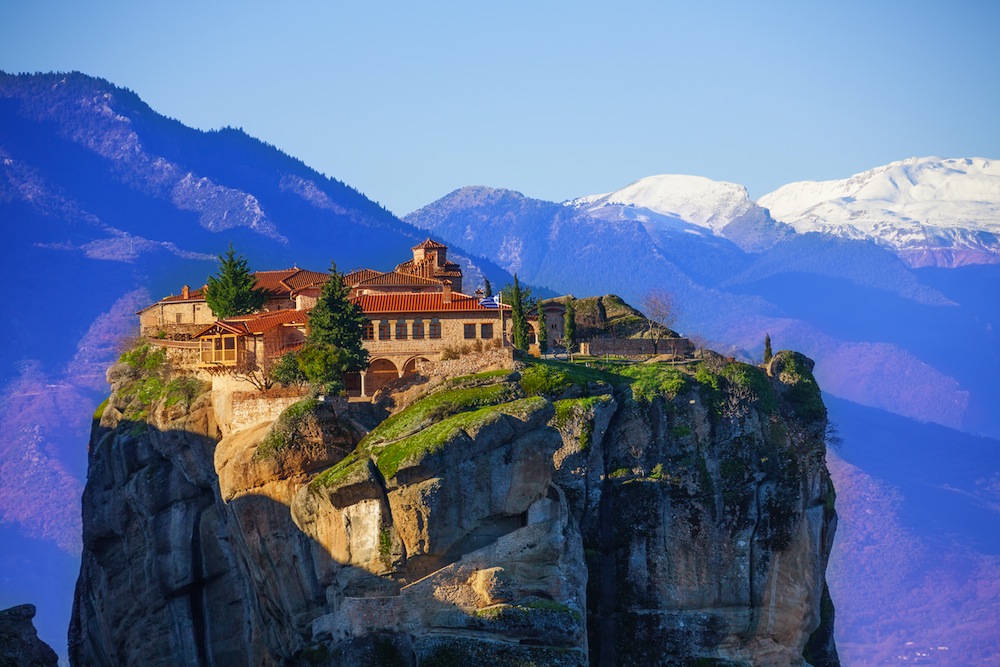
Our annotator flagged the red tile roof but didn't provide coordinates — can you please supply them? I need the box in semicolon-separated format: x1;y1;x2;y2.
355;271;443;287
194;308;309;338
253;268;329;295
352;292;509;314
413;238;448;250
343;269;385;286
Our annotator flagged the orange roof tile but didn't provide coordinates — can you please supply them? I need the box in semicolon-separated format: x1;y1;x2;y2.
229;308;310;335
355;271;443;287
194;308;309;338
343;268;385;286
352;292;509;314
412;238;448;250
283;269;330;291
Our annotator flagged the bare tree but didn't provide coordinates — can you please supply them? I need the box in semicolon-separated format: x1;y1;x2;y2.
640;288;677;355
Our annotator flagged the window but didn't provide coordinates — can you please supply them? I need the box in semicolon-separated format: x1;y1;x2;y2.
175;313;183;324
464;323;477;339
429;318;442;339
200;335;239;364
362;320;375;340
412;319;424;339
379;320;391;340
481;323;493;339
396;319;408;339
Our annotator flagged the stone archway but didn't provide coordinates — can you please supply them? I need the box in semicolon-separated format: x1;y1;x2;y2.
365;358;399;396
344;371;362;397
402;357;430;375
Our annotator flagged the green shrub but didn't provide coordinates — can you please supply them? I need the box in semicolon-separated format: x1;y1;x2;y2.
271;351;307;386
720;362;778;413
256;398;320;459
773;353;826;422
164;376;208;408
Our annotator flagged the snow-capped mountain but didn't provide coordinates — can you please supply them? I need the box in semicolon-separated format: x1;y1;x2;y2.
566;174;792;252
758;157;1000;267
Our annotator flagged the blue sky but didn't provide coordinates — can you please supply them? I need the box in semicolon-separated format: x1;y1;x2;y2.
2;0;998;215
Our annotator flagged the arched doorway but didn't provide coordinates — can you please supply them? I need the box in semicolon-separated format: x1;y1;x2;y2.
365;358;399;396
402;357;430;375
343;371;362;397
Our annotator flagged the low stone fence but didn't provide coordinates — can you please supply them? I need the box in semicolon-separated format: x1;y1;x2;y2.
583;337;693;358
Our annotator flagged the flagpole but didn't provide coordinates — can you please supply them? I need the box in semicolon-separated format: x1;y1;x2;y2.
499;291;505;347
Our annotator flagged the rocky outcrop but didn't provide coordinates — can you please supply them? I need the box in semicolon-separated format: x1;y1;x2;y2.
0;605;58;667
71;345;838;666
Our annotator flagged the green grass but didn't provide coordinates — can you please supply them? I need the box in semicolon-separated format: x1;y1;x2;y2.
365;382;521;446
373;397;547;479
310;452;367;489
693;364;721;393
93;397;109;421
447;368;512;386
519;358;612;397
615;364;688;402
552;395;610;428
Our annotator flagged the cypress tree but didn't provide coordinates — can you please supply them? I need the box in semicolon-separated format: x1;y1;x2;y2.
564;300;576;354
763;333;773;364
484;278;493;298
307;261;369;372
205;243;268;318
509;274;530;352
536;302;548;355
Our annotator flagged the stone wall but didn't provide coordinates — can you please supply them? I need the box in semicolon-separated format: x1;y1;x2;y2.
584;336;693;357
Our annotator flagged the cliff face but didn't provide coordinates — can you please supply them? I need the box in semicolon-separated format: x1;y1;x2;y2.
0;605;58;667
71;346;838;666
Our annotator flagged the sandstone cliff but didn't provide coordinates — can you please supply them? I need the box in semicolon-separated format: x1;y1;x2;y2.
71;344;838;666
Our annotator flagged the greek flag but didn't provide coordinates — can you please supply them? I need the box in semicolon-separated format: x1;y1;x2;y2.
479;295;500;309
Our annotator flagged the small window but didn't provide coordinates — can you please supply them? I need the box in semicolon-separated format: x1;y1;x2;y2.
379;320;391;340
481;323;493;339
429;318;442;339
362;321;375;340
175;313;183;324
396;319;408;339
464;323;476;339
412;319;424;339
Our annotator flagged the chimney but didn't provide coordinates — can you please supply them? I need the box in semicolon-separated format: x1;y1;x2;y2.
182;284;190;299
474;288;485;299
442;280;452;304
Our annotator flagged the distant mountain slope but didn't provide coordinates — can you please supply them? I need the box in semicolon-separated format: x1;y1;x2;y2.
758;156;1000;267
566;174;793;252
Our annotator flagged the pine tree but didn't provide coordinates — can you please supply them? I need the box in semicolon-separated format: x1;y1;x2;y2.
536;302;548;355
509;275;530;351
307;261;370;372
564;300;576;354
205;243;268;318
763;333;773;364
